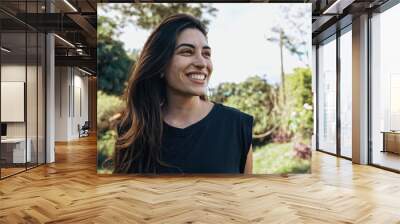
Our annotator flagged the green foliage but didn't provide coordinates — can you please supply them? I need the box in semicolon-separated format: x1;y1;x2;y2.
97;16;118;41
97;16;134;96
210;76;280;138
253;143;310;174
210;69;312;143
101;3;217;31
285;67;313;140
97;91;124;173
97;130;117;173
97;91;125;136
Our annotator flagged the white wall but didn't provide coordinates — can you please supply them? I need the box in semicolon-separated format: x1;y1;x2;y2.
1;65;41;138
1;82;25;122
1;65;26;139
55;66;69;141
1;65;25;81
54;67;89;141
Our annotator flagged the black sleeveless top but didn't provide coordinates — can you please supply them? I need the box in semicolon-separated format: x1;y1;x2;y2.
158;103;253;174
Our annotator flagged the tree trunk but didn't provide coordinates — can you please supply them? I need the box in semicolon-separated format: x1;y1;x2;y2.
279;30;286;105
252;126;279;139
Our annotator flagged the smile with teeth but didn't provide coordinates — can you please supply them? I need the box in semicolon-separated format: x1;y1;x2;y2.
188;73;206;81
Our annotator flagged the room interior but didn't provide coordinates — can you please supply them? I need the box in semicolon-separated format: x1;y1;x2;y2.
0;30;46;177
0;0;399;222
0;0;97;179
312;0;400;172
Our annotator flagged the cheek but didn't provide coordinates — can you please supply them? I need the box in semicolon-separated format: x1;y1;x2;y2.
165;58;179;76
165;59;186;85
167;56;187;74
208;61;213;75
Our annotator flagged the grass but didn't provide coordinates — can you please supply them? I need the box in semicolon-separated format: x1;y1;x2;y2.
97;169;113;174
253;142;311;174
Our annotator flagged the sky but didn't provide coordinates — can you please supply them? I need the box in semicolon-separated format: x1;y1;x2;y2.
99;3;311;88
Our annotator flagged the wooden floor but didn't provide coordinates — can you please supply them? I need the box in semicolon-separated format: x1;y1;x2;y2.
1;163;45;178
0;167;26;178
1;136;400;223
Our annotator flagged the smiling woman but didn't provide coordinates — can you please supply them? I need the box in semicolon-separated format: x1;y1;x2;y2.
114;14;253;174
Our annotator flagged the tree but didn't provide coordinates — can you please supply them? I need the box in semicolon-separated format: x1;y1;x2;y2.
280;5;311;65
100;3;217;31
266;5;311;105
210;76;280;141
266;27;288;105
97;15;118;41
97;16;134;95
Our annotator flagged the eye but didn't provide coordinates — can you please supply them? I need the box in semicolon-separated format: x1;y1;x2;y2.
203;51;211;58
179;49;193;56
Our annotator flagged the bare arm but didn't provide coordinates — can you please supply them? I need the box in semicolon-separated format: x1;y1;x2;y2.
244;145;253;174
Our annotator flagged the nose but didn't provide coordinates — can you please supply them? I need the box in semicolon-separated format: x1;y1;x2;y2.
193;53;207;69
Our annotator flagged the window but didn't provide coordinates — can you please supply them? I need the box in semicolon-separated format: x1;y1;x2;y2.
0;1;46;179
371;3;400;171
339;28;352;158
317;36;337;154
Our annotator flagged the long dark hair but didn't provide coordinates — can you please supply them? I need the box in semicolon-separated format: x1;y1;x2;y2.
114;14;208;173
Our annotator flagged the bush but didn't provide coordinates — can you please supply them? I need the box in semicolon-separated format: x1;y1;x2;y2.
97;91;125;136
97;130;117;173
285;67;313;140
210;76;280;142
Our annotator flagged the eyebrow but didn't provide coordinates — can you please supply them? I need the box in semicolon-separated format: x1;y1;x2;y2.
175;43;211;50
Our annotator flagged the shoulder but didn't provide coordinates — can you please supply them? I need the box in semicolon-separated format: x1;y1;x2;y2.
215;103;253;120
215;103;253;123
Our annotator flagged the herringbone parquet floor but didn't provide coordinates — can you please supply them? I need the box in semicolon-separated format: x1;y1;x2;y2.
1;135;400;223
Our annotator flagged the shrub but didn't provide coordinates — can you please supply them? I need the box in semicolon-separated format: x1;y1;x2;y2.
97;130;117;173
97;91;125;136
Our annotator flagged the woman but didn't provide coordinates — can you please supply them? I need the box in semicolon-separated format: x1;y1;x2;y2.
114;14;253;174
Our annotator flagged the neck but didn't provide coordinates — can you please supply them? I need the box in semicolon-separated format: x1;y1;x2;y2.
162;88;214;129
164;89;203;119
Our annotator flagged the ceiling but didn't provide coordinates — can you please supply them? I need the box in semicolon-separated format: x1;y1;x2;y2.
310;0;390;44
0;0;97;75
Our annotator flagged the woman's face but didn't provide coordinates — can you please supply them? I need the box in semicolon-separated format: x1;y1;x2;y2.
164;28;213;98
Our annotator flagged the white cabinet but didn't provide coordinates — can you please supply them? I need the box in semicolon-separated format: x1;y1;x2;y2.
1;138;32;163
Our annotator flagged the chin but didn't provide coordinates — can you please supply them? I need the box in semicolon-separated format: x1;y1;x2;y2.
186;92;205;98
192;89;207;97
181;86;205;97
